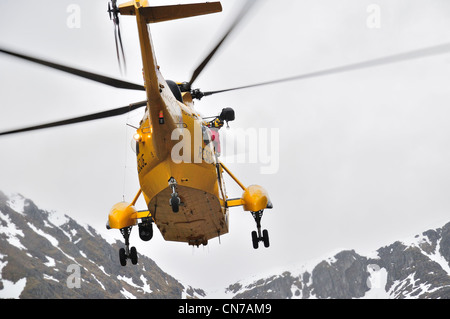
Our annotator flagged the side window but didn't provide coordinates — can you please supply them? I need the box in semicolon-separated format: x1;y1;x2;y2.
210;128;221;156
202;126;211;145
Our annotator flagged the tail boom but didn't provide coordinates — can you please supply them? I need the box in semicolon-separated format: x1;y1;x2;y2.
119;1;222;23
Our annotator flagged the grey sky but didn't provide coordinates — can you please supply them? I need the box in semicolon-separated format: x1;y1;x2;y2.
1;0;450;290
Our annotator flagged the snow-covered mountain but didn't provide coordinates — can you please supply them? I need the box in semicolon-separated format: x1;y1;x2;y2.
1;190;449;299
215;223;450;299
0;191;204;299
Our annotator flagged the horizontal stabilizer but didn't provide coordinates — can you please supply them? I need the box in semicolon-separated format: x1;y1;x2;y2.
120;2;222;24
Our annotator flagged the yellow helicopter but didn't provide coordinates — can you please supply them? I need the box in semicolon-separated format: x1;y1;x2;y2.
2;0;450;267
0;0;273;266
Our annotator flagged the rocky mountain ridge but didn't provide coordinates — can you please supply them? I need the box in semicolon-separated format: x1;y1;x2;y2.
0;191;204;299
1;191;449;299
219;223;450;299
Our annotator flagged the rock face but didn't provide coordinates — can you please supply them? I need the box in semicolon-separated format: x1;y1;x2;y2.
0;191;203;299
1;191;449;299
310;250;369;299
223;225;450;299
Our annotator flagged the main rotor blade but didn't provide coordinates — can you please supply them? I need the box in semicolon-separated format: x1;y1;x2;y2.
0;48;144;91
0;100;147;136
116;23;127;75
188;0;259;87
203;42;450;97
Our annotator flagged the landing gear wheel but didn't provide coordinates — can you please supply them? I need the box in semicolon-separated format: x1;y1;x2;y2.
130;247;138;265
119;248;127;266
262;229;270;248
251;231;259;249
168;177;181;213
119;226;139;266
170;193;181;213
250;210;271;249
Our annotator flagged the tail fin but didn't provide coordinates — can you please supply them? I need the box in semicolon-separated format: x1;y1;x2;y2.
119;1;222;24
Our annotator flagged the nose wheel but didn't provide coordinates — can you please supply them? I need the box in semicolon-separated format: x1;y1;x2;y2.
251;210;270;249
168;177;181;213
119;227;138;266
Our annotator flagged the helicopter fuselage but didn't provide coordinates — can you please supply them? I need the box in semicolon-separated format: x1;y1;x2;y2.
130;0;229;246
106;0;271;259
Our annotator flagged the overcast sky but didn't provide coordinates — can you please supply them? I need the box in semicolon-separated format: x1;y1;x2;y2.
1;0;450;291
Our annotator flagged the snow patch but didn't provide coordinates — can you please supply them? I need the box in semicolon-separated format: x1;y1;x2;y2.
6;193;27;216
44;256;56;267
81;224;95;237
27;223;59;247
140;275;153;294
91;273;106;291
421;237;450;275
389;273;418;298
97;265;110;277
118;275;153;295
120;287;136;299
402;231;450;275
47;210;70;227
43;274;59;282
26;222;78;264
0;210;26;251
0;254;27;298
362;265;390;299
291;284;302;299
118;275;140;288
0;278;27;299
